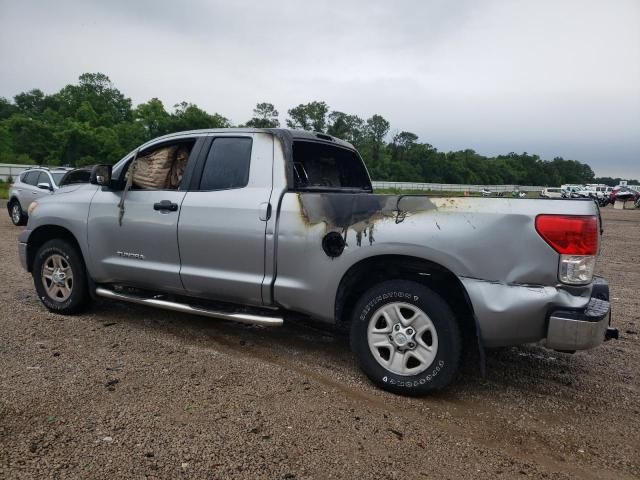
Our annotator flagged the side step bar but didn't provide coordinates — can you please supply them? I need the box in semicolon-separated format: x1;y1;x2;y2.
95;287;283;327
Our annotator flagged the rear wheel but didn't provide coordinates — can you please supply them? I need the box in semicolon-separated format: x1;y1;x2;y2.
350;280;461;395
9;200;27;226
32;239;89;314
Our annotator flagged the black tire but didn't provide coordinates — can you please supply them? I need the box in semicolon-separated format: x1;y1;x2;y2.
350;280;461;395
32;239;89;314
9;199;27;226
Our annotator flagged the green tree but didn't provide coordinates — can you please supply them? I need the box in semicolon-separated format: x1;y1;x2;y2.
327;111;365;146
51;73;132;126
286;101;329;132
134;98;171;138
364;114;390;167
14;89;47;115
0;97;17;120
170;102;230;132
245;102;280;128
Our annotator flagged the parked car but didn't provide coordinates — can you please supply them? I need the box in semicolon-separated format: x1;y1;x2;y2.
575;184;609;200
609;186;640;205
6;167;73;225
540;187;563;198
17;129;617;395
58;166;93;187
561;185;583;198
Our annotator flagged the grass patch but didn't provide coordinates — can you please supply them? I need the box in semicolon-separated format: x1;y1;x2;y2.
0;182;9;200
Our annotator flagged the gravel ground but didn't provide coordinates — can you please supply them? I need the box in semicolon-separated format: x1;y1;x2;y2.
1;207;638;479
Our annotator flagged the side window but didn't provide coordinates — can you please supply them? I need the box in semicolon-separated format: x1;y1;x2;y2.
22;171;39;186
37;172;52;188
128;140;195;190
199;137;252;191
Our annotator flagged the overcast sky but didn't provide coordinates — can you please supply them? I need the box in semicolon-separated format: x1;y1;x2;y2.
1;0;638;178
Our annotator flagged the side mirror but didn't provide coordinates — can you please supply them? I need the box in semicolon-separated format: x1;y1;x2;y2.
90;164;112;187
37;182;53;191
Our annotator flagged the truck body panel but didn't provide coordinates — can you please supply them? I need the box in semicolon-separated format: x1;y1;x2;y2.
19;128;611;355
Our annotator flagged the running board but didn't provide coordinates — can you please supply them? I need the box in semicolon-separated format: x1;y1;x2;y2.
95;287;283;327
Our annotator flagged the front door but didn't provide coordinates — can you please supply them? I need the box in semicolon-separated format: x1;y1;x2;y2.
87;137;201;293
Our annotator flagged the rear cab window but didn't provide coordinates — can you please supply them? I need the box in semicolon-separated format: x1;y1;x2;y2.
198;137;252;191
292;141;372;192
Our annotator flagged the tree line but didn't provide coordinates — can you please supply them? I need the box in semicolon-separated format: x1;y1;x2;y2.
0;72;631;186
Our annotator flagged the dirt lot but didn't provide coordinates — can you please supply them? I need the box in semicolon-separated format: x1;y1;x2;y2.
1;208;638;480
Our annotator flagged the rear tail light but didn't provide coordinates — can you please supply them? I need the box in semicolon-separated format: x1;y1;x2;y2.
535;215;599;285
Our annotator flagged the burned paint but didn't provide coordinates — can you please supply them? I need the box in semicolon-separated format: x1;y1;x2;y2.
298;193;439;253
298;193;438;239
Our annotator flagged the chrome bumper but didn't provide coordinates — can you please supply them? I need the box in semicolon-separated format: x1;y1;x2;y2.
545;309;610;350
544;278;613;351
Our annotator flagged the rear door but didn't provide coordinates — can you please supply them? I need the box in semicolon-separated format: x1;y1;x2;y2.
18;171;44;208
87;137;202;293
178;133;273;306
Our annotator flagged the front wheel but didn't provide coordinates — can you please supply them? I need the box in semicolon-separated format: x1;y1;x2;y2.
32;239;89;314
9;200;27;226
350;280;461;395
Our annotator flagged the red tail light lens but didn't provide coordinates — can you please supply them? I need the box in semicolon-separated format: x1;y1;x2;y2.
535;215;598;255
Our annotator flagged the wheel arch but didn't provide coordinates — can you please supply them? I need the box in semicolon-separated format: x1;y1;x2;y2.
26;225;85;273
7;195;20;210
334;254;482;358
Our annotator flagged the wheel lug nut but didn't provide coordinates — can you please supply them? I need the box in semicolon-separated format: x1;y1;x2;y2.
394;324;400;331
407;328;413;335
408;342;415;349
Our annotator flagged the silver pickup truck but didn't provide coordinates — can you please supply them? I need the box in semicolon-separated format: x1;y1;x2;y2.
18;128;617;395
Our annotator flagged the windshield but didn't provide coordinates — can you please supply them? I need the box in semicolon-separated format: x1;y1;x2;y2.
51;172;66;185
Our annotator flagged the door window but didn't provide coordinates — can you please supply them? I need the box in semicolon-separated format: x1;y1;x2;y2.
36;171;52;188
122;140;195;190
199;137;252;191
22;171;40;186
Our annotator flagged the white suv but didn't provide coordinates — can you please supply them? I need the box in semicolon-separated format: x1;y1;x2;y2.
6;167;72;226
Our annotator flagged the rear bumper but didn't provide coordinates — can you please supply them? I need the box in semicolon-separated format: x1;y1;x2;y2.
461;275;615;349
544;278;614;351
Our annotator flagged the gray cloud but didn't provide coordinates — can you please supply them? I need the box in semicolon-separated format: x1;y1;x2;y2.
1;0;638;177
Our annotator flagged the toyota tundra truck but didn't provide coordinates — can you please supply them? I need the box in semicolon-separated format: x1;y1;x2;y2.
17;128;617;395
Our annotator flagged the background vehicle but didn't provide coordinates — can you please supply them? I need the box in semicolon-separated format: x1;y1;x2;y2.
561;184;584;198
575;184;609;200
58;166;93;187
609;186;640;205
540;187;563;198
6;167;73;225
18;129;616;395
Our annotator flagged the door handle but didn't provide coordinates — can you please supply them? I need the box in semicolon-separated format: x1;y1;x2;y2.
259;202;272;221
153;200;178;212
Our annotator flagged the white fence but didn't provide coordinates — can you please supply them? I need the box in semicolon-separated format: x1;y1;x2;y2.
0;163;31;182
372;181;544;193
